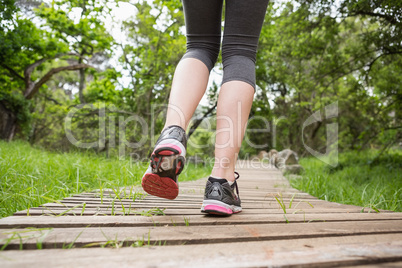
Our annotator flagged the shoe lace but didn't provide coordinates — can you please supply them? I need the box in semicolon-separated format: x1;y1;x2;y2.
233;171;240;197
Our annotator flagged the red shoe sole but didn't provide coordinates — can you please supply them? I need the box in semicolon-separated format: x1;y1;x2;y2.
142;173;179;200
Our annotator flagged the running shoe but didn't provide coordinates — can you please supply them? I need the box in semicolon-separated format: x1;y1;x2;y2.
201;172;242;216
142;125;187;200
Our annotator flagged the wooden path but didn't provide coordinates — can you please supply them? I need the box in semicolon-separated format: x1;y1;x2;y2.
1;162;402;267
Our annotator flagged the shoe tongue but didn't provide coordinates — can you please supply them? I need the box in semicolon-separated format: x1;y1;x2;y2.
208;177;228;184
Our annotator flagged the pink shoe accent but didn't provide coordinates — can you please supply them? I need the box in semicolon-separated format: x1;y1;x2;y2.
142;173;178;200
154;144;182;154
203;205;233;215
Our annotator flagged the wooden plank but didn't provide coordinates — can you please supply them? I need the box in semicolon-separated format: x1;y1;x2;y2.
51;196;323;204
91;190;310;199
13;206;377;217
69;193;320;202
1;213;402;229
1;220;402;249
33;199;351;211
0;234;402;267
62;193;319;203
47;199;364;209
67;194;303;202
55;197;324;206
342;262;402;268
94;181;300;190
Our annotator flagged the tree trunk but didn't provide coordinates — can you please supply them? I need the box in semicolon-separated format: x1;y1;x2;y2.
0;101;17;141
78;62;86;104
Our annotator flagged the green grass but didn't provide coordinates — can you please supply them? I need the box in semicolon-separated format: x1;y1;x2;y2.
289;150;402;212
0;141;212;218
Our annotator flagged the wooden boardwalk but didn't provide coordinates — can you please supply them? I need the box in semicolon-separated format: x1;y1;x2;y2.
1;162;402;267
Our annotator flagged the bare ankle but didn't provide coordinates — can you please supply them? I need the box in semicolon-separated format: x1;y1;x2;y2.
211;168;235;182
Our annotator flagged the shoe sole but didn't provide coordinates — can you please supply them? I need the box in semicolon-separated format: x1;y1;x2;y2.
142;173;179;200
142;142;186;200
201;200;242;216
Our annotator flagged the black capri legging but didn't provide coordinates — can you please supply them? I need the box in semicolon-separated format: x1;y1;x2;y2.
181;0;269;89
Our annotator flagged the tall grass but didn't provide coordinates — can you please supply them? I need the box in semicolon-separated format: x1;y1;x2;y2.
0;141;211;218
289;150;402;212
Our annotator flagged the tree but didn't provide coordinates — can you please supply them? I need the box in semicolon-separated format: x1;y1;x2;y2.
0;0;117;142
252;0;401;155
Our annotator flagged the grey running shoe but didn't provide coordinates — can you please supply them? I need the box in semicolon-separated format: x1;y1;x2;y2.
142;125;187;200
201;172;242;216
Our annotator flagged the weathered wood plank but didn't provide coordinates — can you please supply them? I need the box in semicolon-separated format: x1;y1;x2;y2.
1;235;402;267
55;198;323;207
61;194;319;204
32;199;354;211
13;206;377;217
1;213;401;229
1;220;402;249
90;189;309;198
342;261;402;268
67;193;320;202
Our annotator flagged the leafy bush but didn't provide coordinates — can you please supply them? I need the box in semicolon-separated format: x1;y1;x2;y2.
290;150;402;212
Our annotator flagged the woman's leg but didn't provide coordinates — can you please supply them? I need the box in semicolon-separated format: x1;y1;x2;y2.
142;0;223;200
211;81;254;182
211;0;269;182
163;58;209;130
164;0;223;130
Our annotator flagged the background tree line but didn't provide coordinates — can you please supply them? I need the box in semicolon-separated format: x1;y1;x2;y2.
0;0;400;160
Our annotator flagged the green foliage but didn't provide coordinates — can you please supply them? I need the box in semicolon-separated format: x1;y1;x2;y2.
187;125;215;159
252;0;401;155
36;0;113;54
290;150;402;212
85;70;121;104
0;2;69;83
0;0;18;21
